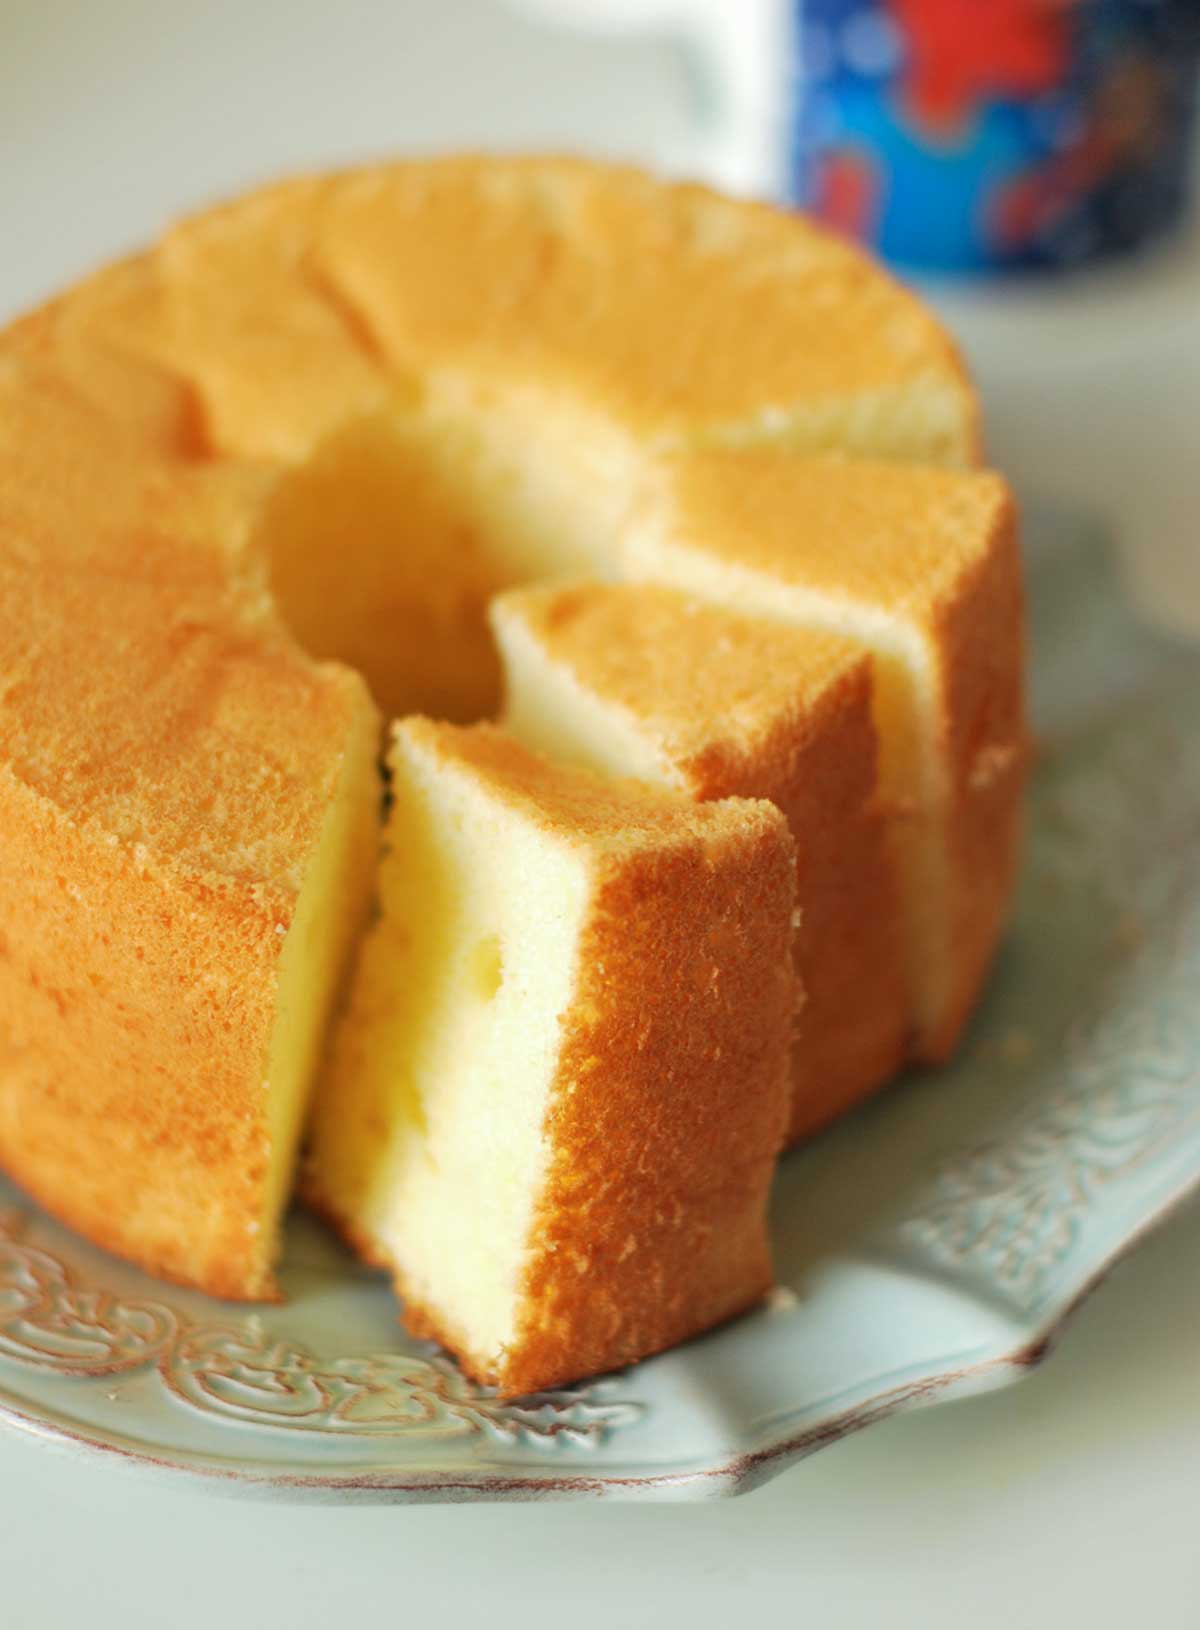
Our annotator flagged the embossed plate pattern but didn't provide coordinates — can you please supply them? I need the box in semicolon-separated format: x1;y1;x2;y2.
2;514;1198;1501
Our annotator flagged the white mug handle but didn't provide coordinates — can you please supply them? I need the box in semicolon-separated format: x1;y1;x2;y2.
502;0;794;200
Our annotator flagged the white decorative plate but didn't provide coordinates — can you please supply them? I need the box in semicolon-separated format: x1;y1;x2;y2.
2;514;1198;1502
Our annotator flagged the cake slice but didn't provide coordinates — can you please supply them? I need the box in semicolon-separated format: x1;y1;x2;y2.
490;581;909;1141
305;718;799;1395
624;451;1026;1062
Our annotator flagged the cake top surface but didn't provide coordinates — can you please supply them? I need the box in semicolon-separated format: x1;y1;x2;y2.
631;450;1014;626
45;156;975;462
392;717;788;860
313;158;973;440
0;154;981;895
493;581;867;768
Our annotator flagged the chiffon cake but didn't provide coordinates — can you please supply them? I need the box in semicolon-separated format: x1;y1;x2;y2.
0;155;1023;1388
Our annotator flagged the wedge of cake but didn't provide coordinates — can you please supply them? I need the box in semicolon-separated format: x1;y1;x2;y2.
305;718;799;1395
624;451;1026;1062
490;581;909;1141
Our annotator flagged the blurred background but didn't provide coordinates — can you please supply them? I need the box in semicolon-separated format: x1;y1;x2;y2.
1;2;1199;1624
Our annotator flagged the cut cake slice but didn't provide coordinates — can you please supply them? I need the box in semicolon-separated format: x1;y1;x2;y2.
623;451;1026;1062
304;718;799;1395
490;581;909;1141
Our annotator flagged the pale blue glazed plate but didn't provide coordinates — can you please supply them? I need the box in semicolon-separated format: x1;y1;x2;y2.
2;514;1198;1502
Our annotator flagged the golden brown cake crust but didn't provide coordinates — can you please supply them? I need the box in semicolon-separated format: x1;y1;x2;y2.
699;654;911;1137
503;811;799;1396
638;449;1012;614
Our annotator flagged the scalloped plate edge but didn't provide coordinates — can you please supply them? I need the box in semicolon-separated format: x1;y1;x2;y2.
1;1170;1195;1504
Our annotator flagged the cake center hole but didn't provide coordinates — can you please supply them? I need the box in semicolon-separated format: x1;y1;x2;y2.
254;401;634;726
257;414;506;723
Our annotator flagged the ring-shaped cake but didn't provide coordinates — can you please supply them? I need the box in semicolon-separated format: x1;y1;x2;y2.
0;157;1024;1393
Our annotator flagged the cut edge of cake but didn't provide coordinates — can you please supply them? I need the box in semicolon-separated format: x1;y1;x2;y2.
257;673;383;1263
304;717;799;1394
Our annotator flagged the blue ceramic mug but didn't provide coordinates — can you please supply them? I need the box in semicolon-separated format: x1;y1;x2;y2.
508;0;1200;274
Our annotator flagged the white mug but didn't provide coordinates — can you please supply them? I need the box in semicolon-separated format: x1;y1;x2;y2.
503;0;796;200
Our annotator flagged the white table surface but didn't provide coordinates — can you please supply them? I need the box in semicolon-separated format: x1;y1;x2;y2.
2;3;1199;1623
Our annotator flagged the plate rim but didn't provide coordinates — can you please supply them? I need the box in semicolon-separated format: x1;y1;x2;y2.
1;1174;1195;1503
